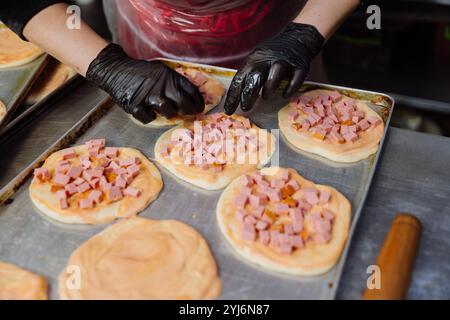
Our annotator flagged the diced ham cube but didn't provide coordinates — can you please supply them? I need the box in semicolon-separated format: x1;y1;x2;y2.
242;223;256;241
240;186;252;196
288;110;299;122
284;223;294;235
126;164;140;177
114;176;127;188
119;158;135;167
234;194;248;209
274;203;289;215
88;190;103;204
251;206;265;218
244;215;257;225
79;198;94;209
298;199;312;211
120;174;133;185
86;139;105;148
344;132;359;143
258;230;270;245
67;166;82;179
367;116;382;127
73;177;85;186
323;209;334;221
319;191;331;203
270;179;285;189
292;235;304;249
123;187;142;198
235;209;246;223
249;194;268;207
286;179;300;191
358;119;370;131
303;188;319;205
91;167;103;178
62;148;77;160
269;230;280;248
104;147;119;158
81;157;91;169
278;243;293;255
54;174;70;186
267;190;282;202
329;91;342;102
88;147;100;158
240;175;254;187
108;186;123;202
56;162;71;174
330;130;344;143
88;178;100;189
65;183;78;195
77;182;91;193
251;172;264;183
255;220;269;231
315;232;331;244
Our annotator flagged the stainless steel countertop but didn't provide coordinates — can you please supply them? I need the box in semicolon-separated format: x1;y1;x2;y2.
0;81;449;299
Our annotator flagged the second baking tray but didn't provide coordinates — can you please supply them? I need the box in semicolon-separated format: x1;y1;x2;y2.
0;59;394;299
0;54;48;131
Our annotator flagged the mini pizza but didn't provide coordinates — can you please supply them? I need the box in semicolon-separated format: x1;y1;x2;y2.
279;89;384;163
0;100;6;122
29;139;163;224
25;60;76;105
59;217;221;300
217;167;351;276
0;262;48;300
155;112;276;190
131;67;225;127
0;27;43;69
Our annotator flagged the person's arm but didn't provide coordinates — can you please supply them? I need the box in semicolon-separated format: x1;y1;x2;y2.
224;0;360;115
294;0;359;40
23;3;108;76
1;2;204;124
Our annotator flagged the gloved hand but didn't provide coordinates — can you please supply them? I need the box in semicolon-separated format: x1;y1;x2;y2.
224;23;325;115
86;44;204;124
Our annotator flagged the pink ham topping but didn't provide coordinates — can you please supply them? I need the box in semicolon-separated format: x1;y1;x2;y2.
33;139;143;210
289;90;383;143
234;170;335;255
160;113;262;172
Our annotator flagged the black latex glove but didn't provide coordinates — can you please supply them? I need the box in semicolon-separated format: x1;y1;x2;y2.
86;44;204;124
224;23;325;115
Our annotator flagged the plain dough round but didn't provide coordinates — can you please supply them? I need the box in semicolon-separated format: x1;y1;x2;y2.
155;114;276;190
25;61;76;105
0;28;43;69
29;145;163;225
217;167;351;276
279;89;384;163
0;262;48;300
59;217;221;300
130;67;225;127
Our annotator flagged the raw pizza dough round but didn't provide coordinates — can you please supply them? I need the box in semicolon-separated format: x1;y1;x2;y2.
0;100;6;122
217;167;351;276
279;89;384;163
130;67;225;127
59;217;221;300
0;27;43;69
29;145;163;225
0;262;48;300
25;60;76;105
155;113;276;190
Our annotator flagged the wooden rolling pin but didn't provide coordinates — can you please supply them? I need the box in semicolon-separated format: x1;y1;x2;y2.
364;214;422;300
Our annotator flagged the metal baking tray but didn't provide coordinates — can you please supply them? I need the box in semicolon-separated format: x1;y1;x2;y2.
0;74;83;143
0;54;49;132
0;59;394;300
